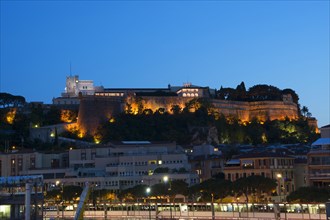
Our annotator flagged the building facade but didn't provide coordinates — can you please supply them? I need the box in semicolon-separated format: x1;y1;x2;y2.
52;75;302;135
0;142;199;192
308;125;330;187
223;152;295;201
188;144;224;182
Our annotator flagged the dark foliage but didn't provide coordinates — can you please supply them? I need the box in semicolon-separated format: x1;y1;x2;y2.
233;175;277;203
97;107;319;145
0;93;26;108
0;93;77;152
217;83;299;104
45;185;83;201
287;187;330;203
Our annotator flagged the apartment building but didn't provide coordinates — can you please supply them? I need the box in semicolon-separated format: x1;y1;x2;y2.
188;144;224;182
0;150;42;177
223;152;295;200
308;124;330;187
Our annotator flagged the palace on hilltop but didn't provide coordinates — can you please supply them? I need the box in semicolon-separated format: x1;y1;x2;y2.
53;75;303;135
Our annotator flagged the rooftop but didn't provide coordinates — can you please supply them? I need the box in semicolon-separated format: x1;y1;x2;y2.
234;152;294;159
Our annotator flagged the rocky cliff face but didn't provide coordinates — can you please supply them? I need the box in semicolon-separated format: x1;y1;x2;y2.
190;126;220;146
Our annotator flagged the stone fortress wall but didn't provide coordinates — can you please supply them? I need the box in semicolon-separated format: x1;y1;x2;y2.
77;96;124;135
77;95;299;135
59;75;299;135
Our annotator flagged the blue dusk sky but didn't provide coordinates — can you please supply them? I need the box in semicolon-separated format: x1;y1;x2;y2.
0;1;329;127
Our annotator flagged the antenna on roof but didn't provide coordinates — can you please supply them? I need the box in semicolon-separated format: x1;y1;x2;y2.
70;61;72;76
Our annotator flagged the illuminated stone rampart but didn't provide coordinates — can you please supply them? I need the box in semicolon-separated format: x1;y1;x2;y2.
77;95;299;135
77;96;124;135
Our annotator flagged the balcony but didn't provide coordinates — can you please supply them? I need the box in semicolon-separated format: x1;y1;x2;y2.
309;173;330;180
242;165;254;169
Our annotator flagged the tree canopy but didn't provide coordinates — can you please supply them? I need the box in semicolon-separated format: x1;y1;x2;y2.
96;108;318;146
287;187;330;203
190;175;232;202
216;83;299;104
233;175;277;203
0;93;26;108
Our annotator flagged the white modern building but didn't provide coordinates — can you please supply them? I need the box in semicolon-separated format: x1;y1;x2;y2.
0;141;199;192
62;141;199;190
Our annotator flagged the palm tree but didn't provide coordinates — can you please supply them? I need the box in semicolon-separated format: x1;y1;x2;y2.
301;106;309;117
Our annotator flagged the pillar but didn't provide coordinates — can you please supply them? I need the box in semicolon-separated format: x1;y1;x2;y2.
25;183;31;220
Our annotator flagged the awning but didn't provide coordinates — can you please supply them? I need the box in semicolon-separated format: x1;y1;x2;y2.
312;138;330;146
242;160;253;164
226;159;240;165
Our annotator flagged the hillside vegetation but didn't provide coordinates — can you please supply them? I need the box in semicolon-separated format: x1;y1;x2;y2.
95;99;318;145
0;83;319;150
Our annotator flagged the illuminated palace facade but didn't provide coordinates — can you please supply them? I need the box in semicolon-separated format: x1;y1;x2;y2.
53;75;301;134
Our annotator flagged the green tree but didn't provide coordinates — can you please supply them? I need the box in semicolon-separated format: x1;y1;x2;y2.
248;85;282;101
118;184;148;202
245;118;265;144
45;185;83;202
217;87;238;100
282;88;299;104
0;93;26;108
233;175;276;203
62;185;83;201
287;187;330;203
170;105;182;114
168;180;189;200
301;106;309;117
236;82;248;101
125;103;133;114
153;167;170;174
151;183;169;199
44;107;62;125
198;178;232;202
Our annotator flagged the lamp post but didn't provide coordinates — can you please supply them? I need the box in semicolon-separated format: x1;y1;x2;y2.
276;173;282;202
146;187;151;220
163;176;172;220
211;193;215;220
61;183;64;219
55;180;64;219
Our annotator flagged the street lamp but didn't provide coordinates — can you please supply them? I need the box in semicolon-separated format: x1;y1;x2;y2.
276;173;282;202
163;176;173;219
55;180;64;219
146;187;151;220
146;187;151;195
211;193;215;220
